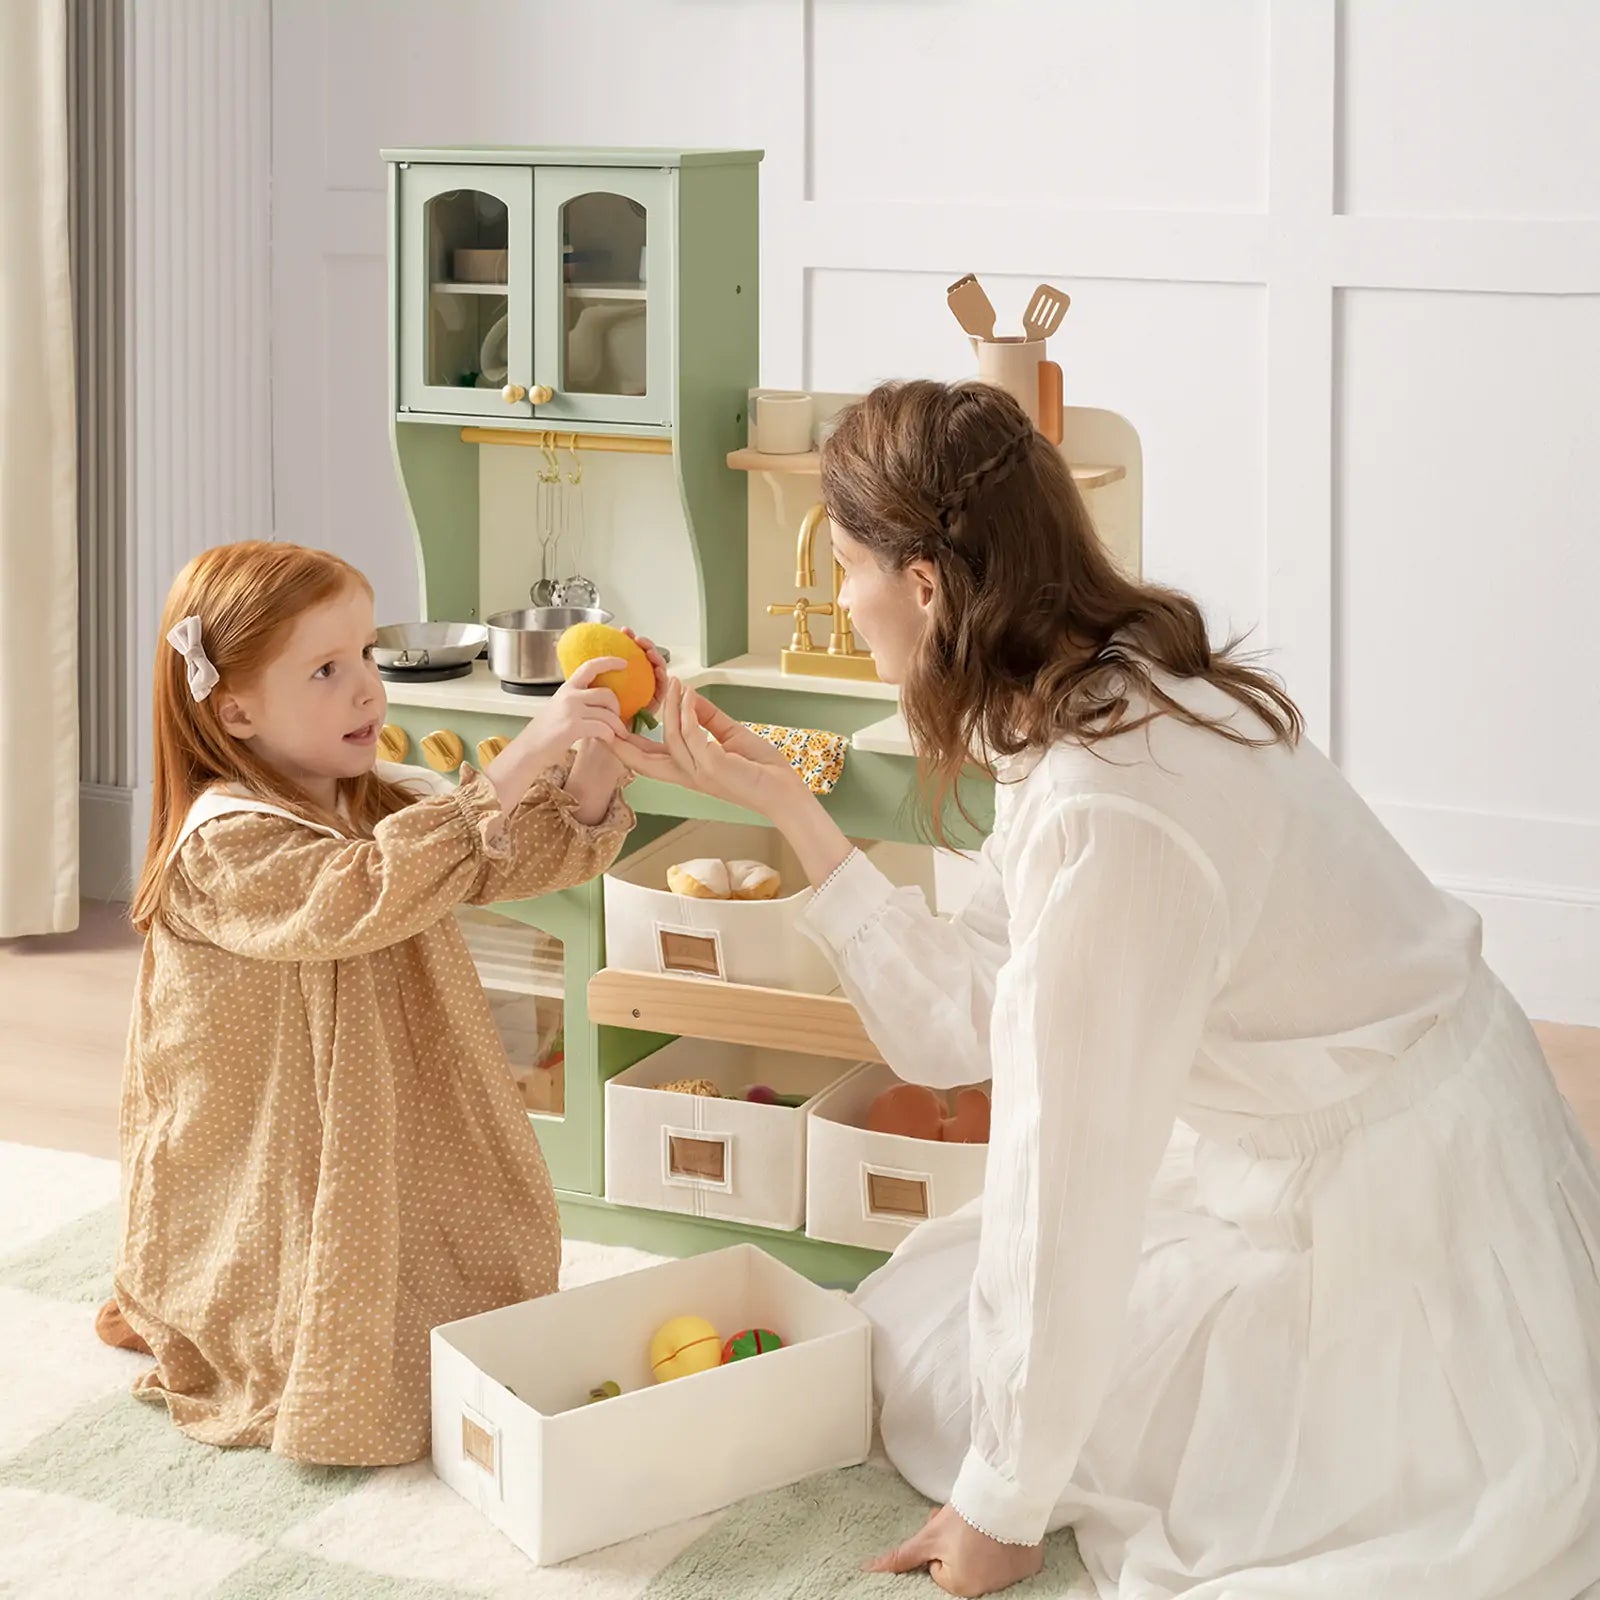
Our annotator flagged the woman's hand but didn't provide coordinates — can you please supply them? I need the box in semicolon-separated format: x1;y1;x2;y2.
866;1506;1044;1598
616;679;805;816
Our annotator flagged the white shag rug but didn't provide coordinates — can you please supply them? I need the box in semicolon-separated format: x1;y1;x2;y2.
0;1140;1090;1599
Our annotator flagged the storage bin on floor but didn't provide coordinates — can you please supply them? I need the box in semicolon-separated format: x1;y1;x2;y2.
604;821;937;993
605;1040;858;1231
806;1062;990;1253
430;1244;872;1565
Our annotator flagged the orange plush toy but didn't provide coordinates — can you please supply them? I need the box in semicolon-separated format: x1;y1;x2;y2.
556;622;658;732
865;1083;991;1144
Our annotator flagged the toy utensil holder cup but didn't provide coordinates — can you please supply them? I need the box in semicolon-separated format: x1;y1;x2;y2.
752;391;814;455
973;336;1064;445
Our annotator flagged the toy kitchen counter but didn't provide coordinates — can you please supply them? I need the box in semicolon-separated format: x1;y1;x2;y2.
381;143;1139;1286
378;653;940;845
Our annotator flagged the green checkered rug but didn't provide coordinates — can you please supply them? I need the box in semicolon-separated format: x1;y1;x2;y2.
0;1141;1089;1598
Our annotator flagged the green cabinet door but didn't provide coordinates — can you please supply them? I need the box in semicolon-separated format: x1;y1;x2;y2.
532;166;675;430
397;163;534;420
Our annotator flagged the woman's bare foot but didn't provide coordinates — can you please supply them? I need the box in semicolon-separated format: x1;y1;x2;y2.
94;1298;151;1356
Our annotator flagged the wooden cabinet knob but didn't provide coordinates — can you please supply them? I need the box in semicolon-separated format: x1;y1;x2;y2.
528;384;554;405
502;383;527;405
376;723;409;764
420;729;465;772
476;736;509;769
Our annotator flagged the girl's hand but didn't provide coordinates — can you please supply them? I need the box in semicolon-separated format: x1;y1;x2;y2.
615;680;805;817
866;1506;1044;1598
618;627;669;721
520;656;629;764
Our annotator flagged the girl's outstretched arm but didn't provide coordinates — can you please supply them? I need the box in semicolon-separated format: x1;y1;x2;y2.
167;772;535;960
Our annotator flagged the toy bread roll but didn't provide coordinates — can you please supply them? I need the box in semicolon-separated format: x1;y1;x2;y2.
658;1077;722;1098
667;858;731;899
727;859;782;901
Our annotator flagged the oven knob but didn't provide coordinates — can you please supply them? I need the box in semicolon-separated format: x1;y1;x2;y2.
377;724;409;764
420;729;464;772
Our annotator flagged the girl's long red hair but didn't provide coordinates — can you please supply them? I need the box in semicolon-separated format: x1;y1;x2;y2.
131;541;413;932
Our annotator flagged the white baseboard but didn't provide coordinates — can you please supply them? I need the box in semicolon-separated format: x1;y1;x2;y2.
1374;801;1600;1026
1449;882;1600;1029
79;783;135;903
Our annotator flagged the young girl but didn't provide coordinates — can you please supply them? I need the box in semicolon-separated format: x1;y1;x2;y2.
101;540;660;1466
622;381;1600;1598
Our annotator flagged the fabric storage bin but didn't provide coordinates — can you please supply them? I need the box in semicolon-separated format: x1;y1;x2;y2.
605;1040;860;1231
806;1062;990;1253
430;1244;872;1565
604;822;938;994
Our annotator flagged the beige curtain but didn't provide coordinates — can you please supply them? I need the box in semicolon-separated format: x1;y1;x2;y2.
0;0;78;935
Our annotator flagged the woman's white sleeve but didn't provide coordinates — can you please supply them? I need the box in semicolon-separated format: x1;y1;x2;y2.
802;830;1011;1089
950;799;1227;1546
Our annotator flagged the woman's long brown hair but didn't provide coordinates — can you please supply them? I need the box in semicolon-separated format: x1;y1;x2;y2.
820;380;1302;837
131;541;415;932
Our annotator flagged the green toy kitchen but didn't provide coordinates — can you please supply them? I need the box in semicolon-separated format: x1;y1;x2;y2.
378;144;1143;1288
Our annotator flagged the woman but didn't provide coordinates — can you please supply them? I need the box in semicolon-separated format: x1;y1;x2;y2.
620;380;1600;1599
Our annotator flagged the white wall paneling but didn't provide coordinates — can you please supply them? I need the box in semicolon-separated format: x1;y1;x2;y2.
69;0;133;900
268;0;1599;1021
79;0;273;897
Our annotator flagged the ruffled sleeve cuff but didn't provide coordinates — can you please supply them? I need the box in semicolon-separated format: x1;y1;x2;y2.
523;763;636;849
448;766;513;862
800;847;897;955
950;1449;1054;1549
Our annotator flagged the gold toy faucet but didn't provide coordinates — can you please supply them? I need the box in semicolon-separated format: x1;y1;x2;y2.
776;503;877;679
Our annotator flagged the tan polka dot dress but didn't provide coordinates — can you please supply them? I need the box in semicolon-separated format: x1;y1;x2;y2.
114;768;632;1466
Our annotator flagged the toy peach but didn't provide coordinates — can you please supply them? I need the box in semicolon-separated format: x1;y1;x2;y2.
940;1087;991;1144
865;1083;945;1141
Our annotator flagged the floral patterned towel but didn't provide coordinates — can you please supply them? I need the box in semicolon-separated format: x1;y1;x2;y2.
744;722;848;796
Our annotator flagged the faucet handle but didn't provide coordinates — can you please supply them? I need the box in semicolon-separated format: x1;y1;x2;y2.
767;598;832;653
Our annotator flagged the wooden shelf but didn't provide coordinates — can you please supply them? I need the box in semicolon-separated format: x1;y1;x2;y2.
431;281;508;296
588;968;884;1064
726;448;1125;489
725;448;822;474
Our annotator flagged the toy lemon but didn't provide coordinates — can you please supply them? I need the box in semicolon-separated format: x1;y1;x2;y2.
649;1315;722;1384
556;622;658;732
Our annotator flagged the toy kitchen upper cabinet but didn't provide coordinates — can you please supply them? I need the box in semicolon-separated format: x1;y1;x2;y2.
533;167;671;429
396;163;534;422
393;153;679;432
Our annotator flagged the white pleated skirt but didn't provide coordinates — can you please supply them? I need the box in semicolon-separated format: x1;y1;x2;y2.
853;966;1600;1599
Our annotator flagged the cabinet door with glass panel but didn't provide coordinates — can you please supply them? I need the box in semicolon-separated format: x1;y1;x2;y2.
456;904;583;1189
397;164;535;420
532;167;674;429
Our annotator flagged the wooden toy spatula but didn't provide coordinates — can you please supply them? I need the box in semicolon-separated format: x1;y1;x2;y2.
947;273;997;340
1022;283;1070;341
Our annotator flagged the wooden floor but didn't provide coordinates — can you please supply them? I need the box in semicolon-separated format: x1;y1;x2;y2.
2;900;1598;1160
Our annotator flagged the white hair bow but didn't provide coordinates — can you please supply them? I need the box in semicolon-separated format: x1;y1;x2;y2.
166;614;220;702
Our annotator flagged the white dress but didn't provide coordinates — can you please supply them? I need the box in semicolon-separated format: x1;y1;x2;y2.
802;676;1600;1600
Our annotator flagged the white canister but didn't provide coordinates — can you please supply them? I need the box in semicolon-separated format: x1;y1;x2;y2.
753;391;815;455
